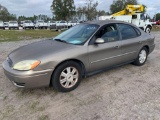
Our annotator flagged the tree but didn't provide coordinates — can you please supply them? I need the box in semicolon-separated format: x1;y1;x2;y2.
84;0;98;20
76;6;85;20
76;0;98;21
0;4;10;21
51;0;76;20
97;10;109;17
0;4;17;21
154;13;160;21
110;0;138;14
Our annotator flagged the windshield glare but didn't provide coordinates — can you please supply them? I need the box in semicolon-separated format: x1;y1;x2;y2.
54;24;99;45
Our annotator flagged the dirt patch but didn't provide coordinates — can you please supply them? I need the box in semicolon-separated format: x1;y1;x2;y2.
0;32;160;120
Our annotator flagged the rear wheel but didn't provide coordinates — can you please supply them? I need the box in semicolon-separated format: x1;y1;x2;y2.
51;61;82;92
133;47;148;66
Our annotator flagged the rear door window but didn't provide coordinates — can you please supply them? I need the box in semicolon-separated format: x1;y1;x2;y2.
118;24;138;40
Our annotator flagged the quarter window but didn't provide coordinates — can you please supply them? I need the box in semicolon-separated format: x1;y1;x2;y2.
118;24;138;40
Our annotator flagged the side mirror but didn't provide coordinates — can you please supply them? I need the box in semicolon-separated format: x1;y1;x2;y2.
95;38;105;44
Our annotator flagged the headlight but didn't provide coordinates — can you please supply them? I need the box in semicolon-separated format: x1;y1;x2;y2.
13;60;40;71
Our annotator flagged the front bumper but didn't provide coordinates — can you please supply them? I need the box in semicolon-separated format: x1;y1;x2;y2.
9;26;18;28
2;60;53;88
24;26;35;28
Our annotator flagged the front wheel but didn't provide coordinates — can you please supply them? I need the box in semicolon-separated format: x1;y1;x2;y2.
145;27;151;33
133;47;148;66
51;61;82;92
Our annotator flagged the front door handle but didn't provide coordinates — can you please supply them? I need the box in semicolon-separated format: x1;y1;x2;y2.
138;41;142;43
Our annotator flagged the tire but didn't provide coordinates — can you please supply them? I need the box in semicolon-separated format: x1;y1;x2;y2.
133;47;148;66
51;61;82;92
3;27;5;30
145;27;151;33
17;27;19;30
9;28;11;30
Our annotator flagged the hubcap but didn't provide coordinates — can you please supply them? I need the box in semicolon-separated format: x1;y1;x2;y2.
139;50;147;64
60;67;79;88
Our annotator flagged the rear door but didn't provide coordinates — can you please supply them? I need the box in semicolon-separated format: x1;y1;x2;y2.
88;23;123;72
117;23;142;62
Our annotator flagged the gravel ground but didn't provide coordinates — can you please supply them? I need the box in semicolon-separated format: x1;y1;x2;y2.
0;32;160;120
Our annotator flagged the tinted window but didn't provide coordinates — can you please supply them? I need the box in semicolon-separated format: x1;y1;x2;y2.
97;24;119;42
118;24;138;40
134;28;141;36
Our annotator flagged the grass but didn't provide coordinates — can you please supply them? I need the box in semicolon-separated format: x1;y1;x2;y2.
38;115;49;120
28;100;46;112
0;29;60;42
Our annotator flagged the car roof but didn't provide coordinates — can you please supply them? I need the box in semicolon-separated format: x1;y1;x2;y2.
84;20;132;26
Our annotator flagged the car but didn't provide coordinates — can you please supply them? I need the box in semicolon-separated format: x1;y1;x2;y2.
156;20;160;25
47;21;56;28
22;20;35;29
35;20;48;29
0;20;5;30
67;21;79;28
8;21;19;30
4;22;9;28
2;20;155;92
20;21;24;27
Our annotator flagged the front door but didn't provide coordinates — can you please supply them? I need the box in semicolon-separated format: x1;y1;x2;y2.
88;24;123;72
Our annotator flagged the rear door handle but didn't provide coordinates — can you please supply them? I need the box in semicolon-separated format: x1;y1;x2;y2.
138;41;142;43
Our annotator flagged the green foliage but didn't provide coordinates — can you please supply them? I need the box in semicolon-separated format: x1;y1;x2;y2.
76;0;99;21
51;0;76;20
84;0;98;20
0;4;16;21
97;10;109;17
76;7;85;20
154;13;160;21
110;0;138;14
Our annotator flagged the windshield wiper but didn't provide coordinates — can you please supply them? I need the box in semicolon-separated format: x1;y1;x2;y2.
54;39;68;43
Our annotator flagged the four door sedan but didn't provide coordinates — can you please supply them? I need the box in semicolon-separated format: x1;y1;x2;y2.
2;20;155;92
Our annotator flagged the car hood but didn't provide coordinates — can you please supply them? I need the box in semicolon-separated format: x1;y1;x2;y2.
9;39;76;65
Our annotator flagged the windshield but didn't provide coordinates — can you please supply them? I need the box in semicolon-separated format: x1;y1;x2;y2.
24;21;32;23
54;24;99;45
38;21;44;23
9;21;17;24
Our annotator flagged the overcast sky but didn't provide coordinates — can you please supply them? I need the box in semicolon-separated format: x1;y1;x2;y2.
0;0;159;18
